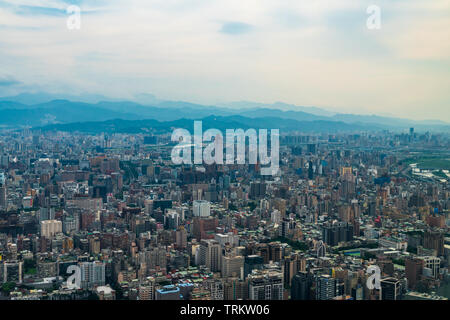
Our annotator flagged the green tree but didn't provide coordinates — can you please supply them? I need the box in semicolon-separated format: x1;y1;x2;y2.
1;282;16;295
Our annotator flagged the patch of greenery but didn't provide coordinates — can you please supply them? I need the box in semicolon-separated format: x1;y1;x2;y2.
433;170;448;179
23;259;36;275
392;258;405;266
25;267;37;275
407;246;418;254
1;282;16;294
272;236;309;251
403;156;450;171
336;242;378;252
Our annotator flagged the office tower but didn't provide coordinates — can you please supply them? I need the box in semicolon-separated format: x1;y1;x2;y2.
405;258;424;289
155;285;181;300
40;219;62;238
291;271;313;300
193;200;211;217
315;275;337;300
199;239;221;272
248;271;284;300
80;261;105;289
380;277;400;300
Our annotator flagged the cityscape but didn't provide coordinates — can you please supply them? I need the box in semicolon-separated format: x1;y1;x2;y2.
0;120;449;301
0;0;449;309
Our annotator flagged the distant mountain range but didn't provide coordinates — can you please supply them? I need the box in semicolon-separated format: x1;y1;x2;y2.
0;92;448;133
34;116;381;134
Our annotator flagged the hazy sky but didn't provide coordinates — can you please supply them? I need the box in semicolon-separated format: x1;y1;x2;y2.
0;0;449;120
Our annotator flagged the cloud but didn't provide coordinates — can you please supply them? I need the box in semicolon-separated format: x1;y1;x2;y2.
0;0;448;120
220;22;252;35
0;76;20;86
13;5;66;16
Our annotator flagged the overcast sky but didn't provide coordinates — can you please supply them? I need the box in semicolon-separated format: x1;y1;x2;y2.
0;0;449;120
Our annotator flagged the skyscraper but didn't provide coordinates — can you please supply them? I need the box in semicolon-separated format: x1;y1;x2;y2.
199;239;221;272
291;271;312;300
315;275;337;300
380;277;400;300
248;271;284;300
193;200;211;217
80;261;105;289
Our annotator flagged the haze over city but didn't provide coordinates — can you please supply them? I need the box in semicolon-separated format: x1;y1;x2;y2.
0;0;449;121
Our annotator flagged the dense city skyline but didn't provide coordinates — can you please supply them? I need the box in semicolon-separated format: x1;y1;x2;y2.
0;0;449;308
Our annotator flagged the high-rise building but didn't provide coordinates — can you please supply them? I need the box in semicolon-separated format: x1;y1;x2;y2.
405;258;424;289
423;230;444;256
248;271;284;300
199;239;221;272
39;207;55;222
164;210;180;229
322;222;353;246
0;186;6;210
208;279;224;300
291;271;313;300
224;278;248;300
420;256;441;278
221;254;244;278
315;275;337;300
193;200;211;217
175;227;187;249
250;182;266;200
139;278;155;300
244;255;264;277
40;220;62;238
193;217;218;240
380;277;400;300
80;261;105;289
